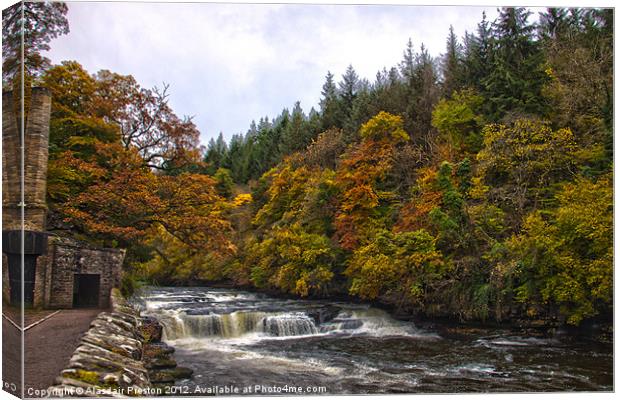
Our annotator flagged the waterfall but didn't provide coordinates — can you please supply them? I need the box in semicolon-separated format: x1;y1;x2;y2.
146;289;422;342
261;314;319;337
160;312;189;340
159;311;319;339
159;308;416;340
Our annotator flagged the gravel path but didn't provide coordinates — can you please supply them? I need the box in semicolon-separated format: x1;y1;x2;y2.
2;309;104;397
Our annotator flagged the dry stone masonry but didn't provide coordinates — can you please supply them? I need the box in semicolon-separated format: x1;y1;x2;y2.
47;289;193;397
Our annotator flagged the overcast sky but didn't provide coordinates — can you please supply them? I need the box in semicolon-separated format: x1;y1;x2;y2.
47;2;503;145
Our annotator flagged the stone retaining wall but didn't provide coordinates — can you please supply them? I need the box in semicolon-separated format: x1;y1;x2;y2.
46;289;192;397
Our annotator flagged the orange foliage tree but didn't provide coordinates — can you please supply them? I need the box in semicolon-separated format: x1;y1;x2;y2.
334;112;408;250
63;144;233;254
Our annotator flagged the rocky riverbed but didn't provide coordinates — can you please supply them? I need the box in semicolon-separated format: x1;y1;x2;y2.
139;286;613;394
46;289;192;397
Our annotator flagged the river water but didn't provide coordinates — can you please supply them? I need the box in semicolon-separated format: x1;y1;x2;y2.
138;287;612;394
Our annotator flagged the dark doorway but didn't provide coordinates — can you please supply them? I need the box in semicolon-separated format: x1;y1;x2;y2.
73;274;100;308
3;230;48;307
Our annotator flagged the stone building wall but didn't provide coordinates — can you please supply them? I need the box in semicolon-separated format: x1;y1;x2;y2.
2;87;125;310
2;236;125;309
2;88;51;232
42;237;125;309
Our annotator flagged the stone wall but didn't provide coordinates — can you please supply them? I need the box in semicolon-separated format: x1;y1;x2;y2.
1;236;125;309
2;88;51;232
41;237;125;309
46;289;192;397
46;289;152;397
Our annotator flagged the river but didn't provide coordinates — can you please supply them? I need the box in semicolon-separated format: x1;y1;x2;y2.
137;286;612;394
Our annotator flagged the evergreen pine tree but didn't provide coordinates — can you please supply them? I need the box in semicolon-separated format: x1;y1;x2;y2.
402;43;440;146
483;7;547;120
282;102;309;153
319;71;341;131
204;132;228;174
338;64;359;119
441;25;463;97
462;12;493;92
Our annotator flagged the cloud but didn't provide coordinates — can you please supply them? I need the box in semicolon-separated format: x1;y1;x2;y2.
47;2;499;144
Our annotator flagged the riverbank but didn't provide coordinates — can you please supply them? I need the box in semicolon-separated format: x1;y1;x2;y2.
137;286;613;393
2;307;103;398
44;289;192;397
157;280;613;343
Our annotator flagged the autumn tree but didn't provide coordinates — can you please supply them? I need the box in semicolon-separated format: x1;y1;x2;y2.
42;62;119;151
91;70;201;171
505;174;612;325
476;119;580;220
2;1;69;86
64;148;233;254
539;8;613;167
346;229;445;309
246;224;339;297
334;112;408;250
41;62;120;218
40;61;226;285
431;89;485;155
42;62;202;173
253;162;337;235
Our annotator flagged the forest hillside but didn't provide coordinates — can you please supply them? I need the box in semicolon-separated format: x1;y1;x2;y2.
5;5;612;327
